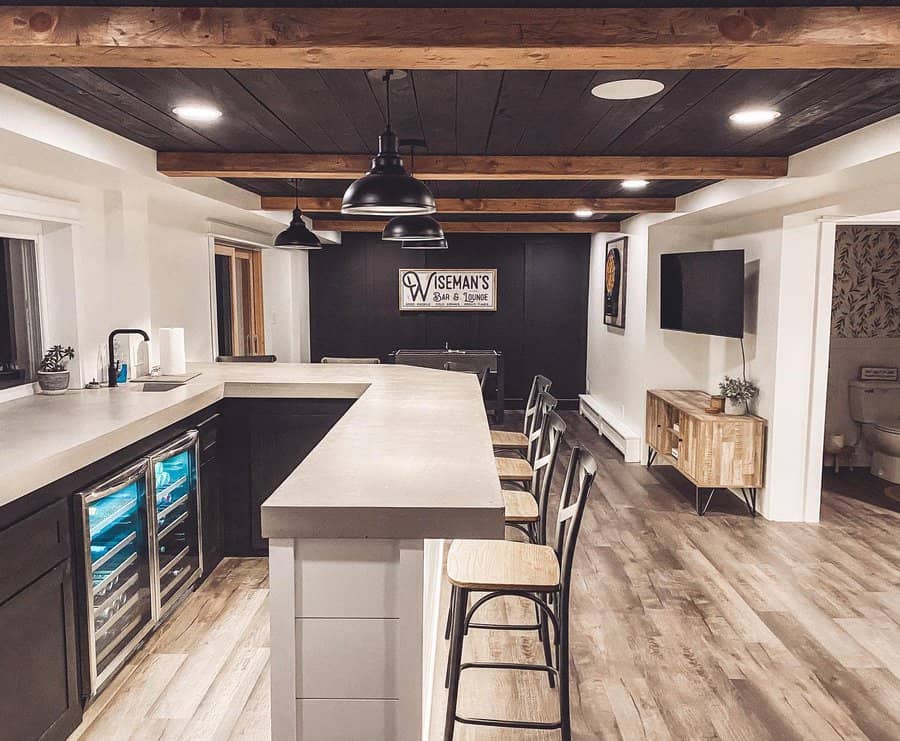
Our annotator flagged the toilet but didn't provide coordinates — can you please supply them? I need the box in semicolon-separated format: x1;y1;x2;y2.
849;379;900;483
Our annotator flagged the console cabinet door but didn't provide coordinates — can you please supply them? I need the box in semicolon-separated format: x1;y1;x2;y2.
0;560;80;741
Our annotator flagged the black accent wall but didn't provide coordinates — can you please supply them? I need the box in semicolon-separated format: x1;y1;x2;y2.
308;233;591;404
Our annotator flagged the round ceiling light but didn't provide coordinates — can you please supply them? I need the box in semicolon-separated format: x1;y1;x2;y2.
574;208;594;218
621;179;649;190
382;214;444;242
591;79;665;100
729;109;781;126
172;104;222;122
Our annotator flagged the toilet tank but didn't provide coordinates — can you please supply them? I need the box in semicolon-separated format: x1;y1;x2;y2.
849;380;900;423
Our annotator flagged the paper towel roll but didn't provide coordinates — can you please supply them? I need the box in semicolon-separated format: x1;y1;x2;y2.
159;328;186;375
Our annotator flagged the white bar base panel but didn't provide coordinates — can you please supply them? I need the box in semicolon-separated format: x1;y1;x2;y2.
270;537;445;741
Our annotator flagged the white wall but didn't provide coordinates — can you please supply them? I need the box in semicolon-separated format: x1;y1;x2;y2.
585;114;900;522
0;84;312;387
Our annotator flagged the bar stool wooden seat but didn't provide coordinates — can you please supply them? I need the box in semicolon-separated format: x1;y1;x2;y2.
443;446;598;741
503;410;565;542
490;374;551;453
495;390;557;486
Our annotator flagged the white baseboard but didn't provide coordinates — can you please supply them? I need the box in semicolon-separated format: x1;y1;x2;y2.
579;394;641;463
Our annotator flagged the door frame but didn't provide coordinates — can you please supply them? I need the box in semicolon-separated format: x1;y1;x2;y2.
211;240;266;357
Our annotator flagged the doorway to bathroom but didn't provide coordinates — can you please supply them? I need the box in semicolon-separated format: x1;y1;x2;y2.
823;224;900;513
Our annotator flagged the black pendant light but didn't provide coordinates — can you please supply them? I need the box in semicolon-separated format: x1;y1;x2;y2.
382;140;445;242
341;70;435;216
401;238;448;250
274;179;322;250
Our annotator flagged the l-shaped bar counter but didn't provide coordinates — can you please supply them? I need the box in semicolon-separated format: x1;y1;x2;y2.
0;363;505;741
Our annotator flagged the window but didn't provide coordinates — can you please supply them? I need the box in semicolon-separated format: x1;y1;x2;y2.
0;238;42;390
213;243;265;357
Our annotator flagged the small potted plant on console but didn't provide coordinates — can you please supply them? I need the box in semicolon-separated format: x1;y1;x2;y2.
719;375;758;416
37;344;75;395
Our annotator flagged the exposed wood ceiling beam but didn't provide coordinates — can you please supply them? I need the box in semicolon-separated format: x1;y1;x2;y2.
261;196;676;214
0;7;897;69
159;153;787;180
312;220;620;234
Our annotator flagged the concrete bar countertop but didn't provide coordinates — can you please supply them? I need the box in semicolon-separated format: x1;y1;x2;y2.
0;362;504;539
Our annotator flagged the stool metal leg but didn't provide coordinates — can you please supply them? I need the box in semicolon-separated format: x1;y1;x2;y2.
444;584;456;640
444;586;468;741
538;593;556;688
558;589;572;741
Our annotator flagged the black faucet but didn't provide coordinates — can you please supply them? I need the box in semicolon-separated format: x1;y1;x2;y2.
108;329;150;387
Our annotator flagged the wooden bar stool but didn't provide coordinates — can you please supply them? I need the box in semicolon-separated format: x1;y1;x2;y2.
503;410;566;544
443;447;598;741
496;390;557;486
491;374;552;454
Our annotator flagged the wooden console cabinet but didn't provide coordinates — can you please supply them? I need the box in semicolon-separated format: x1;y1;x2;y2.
646;390;766;515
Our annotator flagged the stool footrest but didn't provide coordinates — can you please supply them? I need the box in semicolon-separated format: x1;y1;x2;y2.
468;621;541;631
454;713;562;731
461;660;558;675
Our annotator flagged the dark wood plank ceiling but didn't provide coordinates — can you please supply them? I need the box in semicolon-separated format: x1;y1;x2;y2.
1;1;892;6
0;66;897;221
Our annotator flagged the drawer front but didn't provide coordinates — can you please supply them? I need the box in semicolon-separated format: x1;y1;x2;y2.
0;498;70;604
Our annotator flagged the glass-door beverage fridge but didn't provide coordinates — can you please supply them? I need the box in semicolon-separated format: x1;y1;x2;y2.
149;430;202;619
77;459;154;696
77;429;203;696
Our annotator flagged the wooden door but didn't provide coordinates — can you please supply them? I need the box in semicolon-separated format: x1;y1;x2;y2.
214;244;265;357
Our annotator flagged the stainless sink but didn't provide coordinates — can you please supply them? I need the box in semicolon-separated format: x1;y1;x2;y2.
128;382;183;392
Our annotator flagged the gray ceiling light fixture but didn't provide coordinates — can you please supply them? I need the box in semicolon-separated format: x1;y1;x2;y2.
382;139;445;244
341;70;436;216
274;178;322;250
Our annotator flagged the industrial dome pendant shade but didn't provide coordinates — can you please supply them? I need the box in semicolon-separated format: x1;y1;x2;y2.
274;178;322;250
382;140;445;244
401;238;448;250
341;70;436;216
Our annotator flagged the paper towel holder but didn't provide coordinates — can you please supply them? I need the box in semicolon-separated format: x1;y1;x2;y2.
107;329;150;388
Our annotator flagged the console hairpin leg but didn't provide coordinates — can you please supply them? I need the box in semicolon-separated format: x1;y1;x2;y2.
647;447;658;468
741;488;757;517
696;487;717;515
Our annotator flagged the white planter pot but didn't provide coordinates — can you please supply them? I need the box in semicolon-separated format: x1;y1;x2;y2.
37;370;70;395
724;397;746;416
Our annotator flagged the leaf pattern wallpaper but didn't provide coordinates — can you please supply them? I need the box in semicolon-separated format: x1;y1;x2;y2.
831;226;900;339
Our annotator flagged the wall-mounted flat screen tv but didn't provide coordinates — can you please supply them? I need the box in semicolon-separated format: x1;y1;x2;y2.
660;250;745;338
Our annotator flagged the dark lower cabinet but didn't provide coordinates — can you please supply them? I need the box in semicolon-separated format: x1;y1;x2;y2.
222;398;354;554
198;412;224;576
0;561;80;741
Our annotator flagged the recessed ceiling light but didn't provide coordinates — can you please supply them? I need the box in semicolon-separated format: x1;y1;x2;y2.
622;179;649;190
574;208;594;219
729;108;781;126
172;104;223;123
591;79;665;100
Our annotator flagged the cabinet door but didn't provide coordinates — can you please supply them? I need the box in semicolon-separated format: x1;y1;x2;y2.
249;411;342;552
645;394;663;451
0;560;80;741
200;453;224;576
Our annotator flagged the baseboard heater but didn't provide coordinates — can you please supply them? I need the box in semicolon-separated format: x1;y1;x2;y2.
578;394;641;463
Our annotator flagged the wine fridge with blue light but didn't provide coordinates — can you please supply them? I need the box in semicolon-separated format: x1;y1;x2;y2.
77;430;202;696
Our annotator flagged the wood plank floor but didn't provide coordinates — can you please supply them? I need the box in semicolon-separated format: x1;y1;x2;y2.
71;411;900;740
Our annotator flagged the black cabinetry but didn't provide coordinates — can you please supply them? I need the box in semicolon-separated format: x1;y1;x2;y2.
0;499;80;741
222;398;353;554
198;411;224;574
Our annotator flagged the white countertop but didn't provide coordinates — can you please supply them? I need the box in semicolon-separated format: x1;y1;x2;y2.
0;363;504;539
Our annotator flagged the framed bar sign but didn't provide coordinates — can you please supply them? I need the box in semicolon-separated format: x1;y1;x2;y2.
399;268;497;311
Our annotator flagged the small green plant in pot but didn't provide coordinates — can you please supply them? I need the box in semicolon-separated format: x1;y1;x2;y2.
719;376;758;416
37;345;75;395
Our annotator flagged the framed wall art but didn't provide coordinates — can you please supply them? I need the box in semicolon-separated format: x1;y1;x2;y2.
603;236;627;329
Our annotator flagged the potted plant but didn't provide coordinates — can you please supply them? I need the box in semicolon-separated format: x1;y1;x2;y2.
37;345;75;395
718;375;758;416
